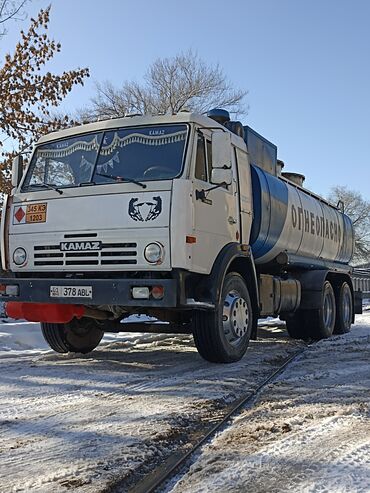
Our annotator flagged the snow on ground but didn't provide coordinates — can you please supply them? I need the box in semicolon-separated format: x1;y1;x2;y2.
0;317;304;492
0;311;369;492
169;312;370;493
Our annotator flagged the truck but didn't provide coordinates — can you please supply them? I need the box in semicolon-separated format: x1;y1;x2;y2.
0;109;361;363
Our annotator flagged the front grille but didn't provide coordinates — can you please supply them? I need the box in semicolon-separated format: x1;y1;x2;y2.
33;242;138;267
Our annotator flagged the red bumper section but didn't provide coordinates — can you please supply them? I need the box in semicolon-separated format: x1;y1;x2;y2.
5;302;85;323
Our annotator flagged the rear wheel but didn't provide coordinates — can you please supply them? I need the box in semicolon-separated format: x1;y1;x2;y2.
305;280;336;339
334;282;353;334
41;317;104;354
192;272;253;363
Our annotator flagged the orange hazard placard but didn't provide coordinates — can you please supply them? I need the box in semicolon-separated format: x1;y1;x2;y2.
25;203;47;223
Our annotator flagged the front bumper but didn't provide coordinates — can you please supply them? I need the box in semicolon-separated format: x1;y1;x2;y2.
0;277;177;307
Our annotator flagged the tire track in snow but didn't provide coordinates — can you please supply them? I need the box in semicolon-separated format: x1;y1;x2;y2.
0;328;305;492
168;326;370;493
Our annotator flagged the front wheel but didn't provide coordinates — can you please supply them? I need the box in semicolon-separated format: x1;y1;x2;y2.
41;317;104;354
192;272;254;363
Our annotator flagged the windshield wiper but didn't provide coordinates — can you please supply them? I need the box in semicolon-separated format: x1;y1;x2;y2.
96;172;147;189
25;183;63;195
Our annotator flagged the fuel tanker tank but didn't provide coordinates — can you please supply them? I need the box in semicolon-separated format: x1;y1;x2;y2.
250;165;354;266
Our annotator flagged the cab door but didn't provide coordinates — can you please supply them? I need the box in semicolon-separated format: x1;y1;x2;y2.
190;130;240;274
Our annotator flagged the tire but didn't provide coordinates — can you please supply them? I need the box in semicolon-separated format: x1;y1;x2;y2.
41;317;104;354
334;282;353;334
305;280;336;339
285;311;308;339
192;272;253;363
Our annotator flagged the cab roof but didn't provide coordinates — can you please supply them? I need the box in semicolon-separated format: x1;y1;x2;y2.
37;112;224;145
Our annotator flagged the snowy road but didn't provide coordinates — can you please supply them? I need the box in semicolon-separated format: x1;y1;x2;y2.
169;313;370;493
0;314;369;493
0;319;303;492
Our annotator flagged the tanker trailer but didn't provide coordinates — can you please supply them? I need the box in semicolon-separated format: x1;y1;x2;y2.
242;124;357;341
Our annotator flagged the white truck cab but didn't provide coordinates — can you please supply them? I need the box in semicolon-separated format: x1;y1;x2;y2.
0;110;358;362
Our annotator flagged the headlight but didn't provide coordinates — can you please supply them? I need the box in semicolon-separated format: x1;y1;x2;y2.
144;242;164;264
13;247;27;265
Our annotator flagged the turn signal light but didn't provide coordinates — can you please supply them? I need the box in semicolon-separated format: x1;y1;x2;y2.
0;284;19;296
151;285;164;300
186;235;197;244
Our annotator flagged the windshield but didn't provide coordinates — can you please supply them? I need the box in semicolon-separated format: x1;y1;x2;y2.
22;124;188;190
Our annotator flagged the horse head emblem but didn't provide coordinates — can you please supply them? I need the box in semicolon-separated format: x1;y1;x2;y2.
128;196;162;222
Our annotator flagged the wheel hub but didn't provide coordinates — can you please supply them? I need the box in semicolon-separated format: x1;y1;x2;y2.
223;290;249;345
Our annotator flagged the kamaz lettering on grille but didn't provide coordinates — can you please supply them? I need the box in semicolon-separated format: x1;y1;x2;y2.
60;241;102;251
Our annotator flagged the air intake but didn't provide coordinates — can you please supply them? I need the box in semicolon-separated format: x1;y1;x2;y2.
207;108;230;124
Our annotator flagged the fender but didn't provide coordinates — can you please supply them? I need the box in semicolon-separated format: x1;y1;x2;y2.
197;242;259;337
294;269;329;310
1;194;12;271
295;269;356;321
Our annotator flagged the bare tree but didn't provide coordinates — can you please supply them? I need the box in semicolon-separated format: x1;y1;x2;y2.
0;0;28;38
329;186;370;264
81;51;247;121
0;6;89;194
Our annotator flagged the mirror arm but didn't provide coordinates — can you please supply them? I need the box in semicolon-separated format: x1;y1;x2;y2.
196;182;227;201
205;182;227;193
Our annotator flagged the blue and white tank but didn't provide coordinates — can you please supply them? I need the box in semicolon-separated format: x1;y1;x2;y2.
250;165;354;266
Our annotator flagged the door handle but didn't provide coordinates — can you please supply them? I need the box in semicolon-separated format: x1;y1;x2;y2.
228;216;237;224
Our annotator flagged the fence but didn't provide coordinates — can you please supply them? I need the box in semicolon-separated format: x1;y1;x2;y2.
352;269;370;295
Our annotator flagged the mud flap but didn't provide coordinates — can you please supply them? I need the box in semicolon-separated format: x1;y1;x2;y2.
354;291;363;314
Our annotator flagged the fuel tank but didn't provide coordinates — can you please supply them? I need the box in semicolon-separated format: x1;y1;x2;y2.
250;165;354;266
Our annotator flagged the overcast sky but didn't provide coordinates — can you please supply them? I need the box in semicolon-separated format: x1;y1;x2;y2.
2;0;370;199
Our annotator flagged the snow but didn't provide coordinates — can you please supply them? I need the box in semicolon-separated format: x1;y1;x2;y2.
169;312;370;493
0;311;369;492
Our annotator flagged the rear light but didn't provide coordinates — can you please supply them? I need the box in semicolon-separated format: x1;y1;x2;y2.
151;285;164;299
0;284;6;295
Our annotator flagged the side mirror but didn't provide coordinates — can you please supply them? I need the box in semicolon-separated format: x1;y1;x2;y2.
11;155;24;188
211;168;232;186
337;200;345;213
211;131;232;169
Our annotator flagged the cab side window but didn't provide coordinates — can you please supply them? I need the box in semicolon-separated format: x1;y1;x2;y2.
206;139;213;179
195;132;213;183
195;133;207;182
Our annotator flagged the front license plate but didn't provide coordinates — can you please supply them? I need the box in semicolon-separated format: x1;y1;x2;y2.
50;286;93;299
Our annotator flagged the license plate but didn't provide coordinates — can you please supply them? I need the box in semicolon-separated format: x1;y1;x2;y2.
50;286;93;299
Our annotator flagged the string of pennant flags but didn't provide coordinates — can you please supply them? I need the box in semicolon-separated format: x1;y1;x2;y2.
80;152;119;174
38;130;187;160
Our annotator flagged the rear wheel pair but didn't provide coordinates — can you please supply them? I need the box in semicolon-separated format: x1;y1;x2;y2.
41;317;104;354
285;280;353;340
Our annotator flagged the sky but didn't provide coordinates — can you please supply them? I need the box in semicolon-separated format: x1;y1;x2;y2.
1;0;370;199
